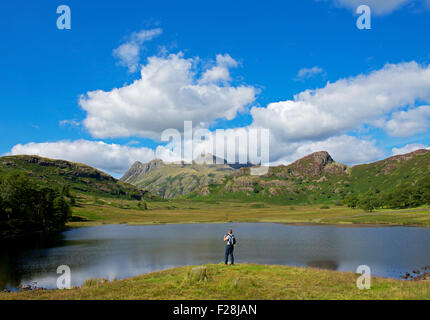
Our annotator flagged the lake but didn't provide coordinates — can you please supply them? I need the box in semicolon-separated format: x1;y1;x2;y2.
1;222;430;290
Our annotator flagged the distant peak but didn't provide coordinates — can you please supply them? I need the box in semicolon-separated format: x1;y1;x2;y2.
148;159;164;164
193;153;223;164
299;151;333;164
121;158;164;182
289;151;336;177
130;160;143;167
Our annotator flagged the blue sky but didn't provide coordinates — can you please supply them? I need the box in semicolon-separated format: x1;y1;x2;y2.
1;0;430;176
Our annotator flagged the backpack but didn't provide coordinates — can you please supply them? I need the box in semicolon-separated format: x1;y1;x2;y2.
229;234;237;246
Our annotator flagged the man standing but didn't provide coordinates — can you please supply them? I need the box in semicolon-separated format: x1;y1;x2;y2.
223;229;236;265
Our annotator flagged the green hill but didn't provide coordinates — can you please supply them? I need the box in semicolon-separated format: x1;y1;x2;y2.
0;155;148;199
186;149;430;204
346;149;430;193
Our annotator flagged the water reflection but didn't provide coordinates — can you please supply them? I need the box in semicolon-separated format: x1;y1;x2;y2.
1;223;430;289
307;261;338;270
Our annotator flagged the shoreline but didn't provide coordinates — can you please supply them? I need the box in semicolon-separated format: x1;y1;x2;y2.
67;202;430;230
67;219;430;229
2;263;430;300
0;263;417;292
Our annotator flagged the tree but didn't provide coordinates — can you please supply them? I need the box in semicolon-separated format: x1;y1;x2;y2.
343;194;359;208
253;183;262;194
417;177;430;205
61;185;71;197
0;172;72;237
53;196;72;225
358;191;380;212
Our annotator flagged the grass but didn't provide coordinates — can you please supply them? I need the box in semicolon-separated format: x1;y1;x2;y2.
1;264;430;300
68;195;430;228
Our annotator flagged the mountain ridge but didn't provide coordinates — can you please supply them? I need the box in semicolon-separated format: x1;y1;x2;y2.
120;155;238;199
192;149;430;203
121;149;430;201
2;149;429;203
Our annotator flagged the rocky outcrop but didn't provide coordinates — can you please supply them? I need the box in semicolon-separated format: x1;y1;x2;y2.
197;186;210;196
323;162;348;176
121;159;164;183
289;151;335;177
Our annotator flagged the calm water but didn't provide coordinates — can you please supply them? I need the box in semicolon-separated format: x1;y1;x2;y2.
1;223;430;290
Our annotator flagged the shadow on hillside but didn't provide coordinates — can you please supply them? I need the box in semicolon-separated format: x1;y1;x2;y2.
69;216;91;222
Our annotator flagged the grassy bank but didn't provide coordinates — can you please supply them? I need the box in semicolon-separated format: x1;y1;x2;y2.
1;264;430;300
68;195;430;228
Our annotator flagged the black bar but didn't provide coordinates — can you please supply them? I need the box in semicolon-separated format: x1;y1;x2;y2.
0;300;421;319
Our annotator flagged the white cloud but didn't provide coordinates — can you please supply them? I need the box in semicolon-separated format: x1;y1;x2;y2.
59;120;80;127
296;66;324;80
267;134;383;166
113;28;162;72
131;29;163;43
80;52;256;140
288;135;383;165
77;60;430;171
392;143;430;155
331;0;411;15
153;123;383;167
25;59;430;173
251;62;430;143
153;126;254;164
113;43;140;72
385;106;430;137
7;140;155;175
199;54;239;84
19;47;430;175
